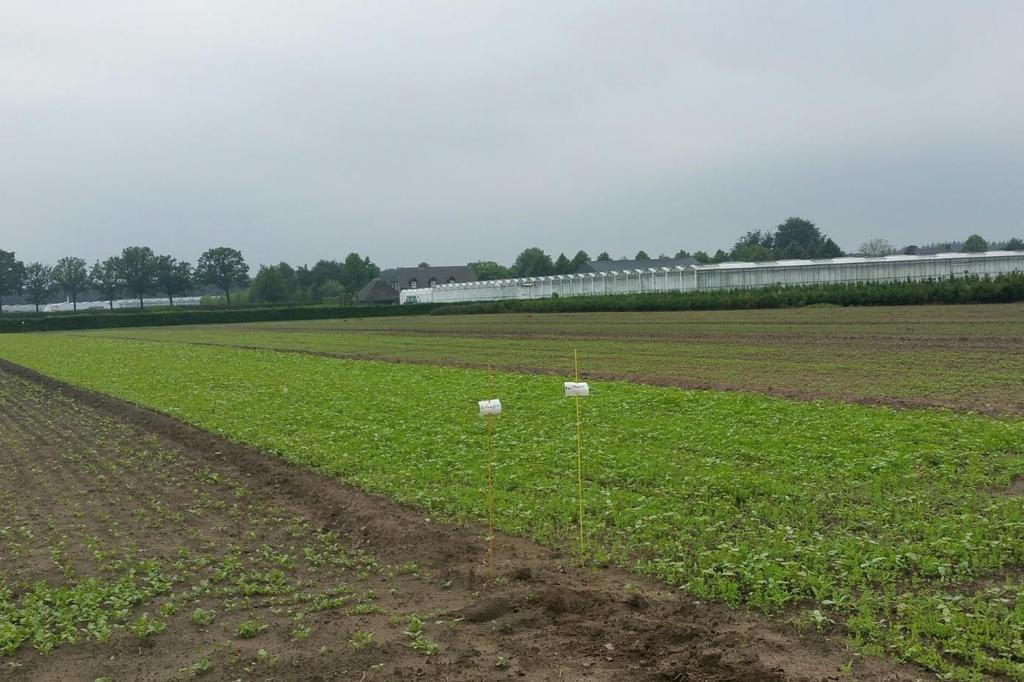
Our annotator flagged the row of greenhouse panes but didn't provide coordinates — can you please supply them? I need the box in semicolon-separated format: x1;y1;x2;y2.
399;251;1024;304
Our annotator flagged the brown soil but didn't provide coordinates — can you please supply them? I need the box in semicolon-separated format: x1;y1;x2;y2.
0;360;934;681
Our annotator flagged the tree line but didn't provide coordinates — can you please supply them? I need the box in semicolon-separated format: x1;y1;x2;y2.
5;216;1020;310
0;246;383;312
469;218;1023;281
0;246;251;312
246;255;380;305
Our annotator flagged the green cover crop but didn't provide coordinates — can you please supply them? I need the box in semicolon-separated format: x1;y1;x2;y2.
1;334;1023;679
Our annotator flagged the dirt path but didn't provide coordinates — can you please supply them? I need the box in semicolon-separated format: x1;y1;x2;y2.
0;360;932;681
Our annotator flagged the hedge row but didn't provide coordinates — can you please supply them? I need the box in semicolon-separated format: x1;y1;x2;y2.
431;273;1024;315
5;274;1022;332
0;302;439;333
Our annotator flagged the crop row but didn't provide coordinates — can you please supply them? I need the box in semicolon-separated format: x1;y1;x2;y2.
84;304;1024;416
1;335;1022;679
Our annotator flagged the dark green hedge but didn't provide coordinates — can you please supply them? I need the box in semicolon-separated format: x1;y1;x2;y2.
431;273;1024;315
0;303;437;333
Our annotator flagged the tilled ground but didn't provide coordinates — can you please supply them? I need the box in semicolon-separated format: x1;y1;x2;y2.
0;364;932;681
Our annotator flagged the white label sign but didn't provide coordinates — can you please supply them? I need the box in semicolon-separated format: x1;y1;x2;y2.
478;399;502;416
564;381;590;397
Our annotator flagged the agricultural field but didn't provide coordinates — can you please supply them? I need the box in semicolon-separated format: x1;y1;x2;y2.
0;362;879;682
1;322;1023;680
84;303;1024;416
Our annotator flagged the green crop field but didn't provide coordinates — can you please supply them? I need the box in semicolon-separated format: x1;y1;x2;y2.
1;332;1023;679
82;302;1024;416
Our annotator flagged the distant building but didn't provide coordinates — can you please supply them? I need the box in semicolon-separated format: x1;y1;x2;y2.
575;256;698;274
357;278;401;305
358;265;477;305
378;265;477;291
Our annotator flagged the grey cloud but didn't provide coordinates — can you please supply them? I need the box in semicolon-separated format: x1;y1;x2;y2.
2;1;1022;267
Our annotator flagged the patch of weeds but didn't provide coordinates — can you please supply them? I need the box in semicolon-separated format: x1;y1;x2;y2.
403;616;439;656
191;608;216;626
236;620;267;639
180;658;212;677
349;629;376;650
129;612;167;639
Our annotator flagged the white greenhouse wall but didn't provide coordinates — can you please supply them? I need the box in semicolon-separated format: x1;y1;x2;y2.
402;251;1024;305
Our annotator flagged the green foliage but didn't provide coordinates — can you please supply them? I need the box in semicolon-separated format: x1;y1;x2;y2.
191;607;216;626
21;263;53;312
0;250;26;308
963;234;989;253
120;246;158;305
0;565;173;654
468;260;512;281
89;257;123;308
129;612;166;639
403;616;438;655
432;273;1024;316
236;619;266;639
553;253;572;274
570;250;590;270
154;256;194;305
349;629;375;649
197;247;249;305
51;257;90;309
2;335;1023;678
725;217;844;261
510;247;555;277
249;264;296;304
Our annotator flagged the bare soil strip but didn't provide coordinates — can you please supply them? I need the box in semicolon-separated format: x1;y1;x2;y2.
0;360;932;681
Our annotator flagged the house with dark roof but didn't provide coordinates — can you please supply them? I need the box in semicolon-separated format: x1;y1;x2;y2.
357;265;477;305
574;256;698;273
378;265;477;291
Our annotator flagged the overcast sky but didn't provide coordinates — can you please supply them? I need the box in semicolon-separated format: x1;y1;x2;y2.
2;1;1022;269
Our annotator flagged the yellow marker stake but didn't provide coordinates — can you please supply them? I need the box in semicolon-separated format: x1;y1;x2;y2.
574;350;584;556
486;366;495;575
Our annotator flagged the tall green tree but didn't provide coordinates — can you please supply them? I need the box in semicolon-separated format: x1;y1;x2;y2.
22;262;53;312
340;253;379;297
119;246;158;308
595;252;611;261
0;250;26;312
249;264;294;303
197;247;249;305
154;256;194;306
554;253;572;274
963;234;988;253
51;256;90;311
570;250;590;271
634;250;650;261
469;261;511;281
773;217;825;255
510;247;554;277
815;238;843;258
1005;238;1024;250
90;257;123;309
